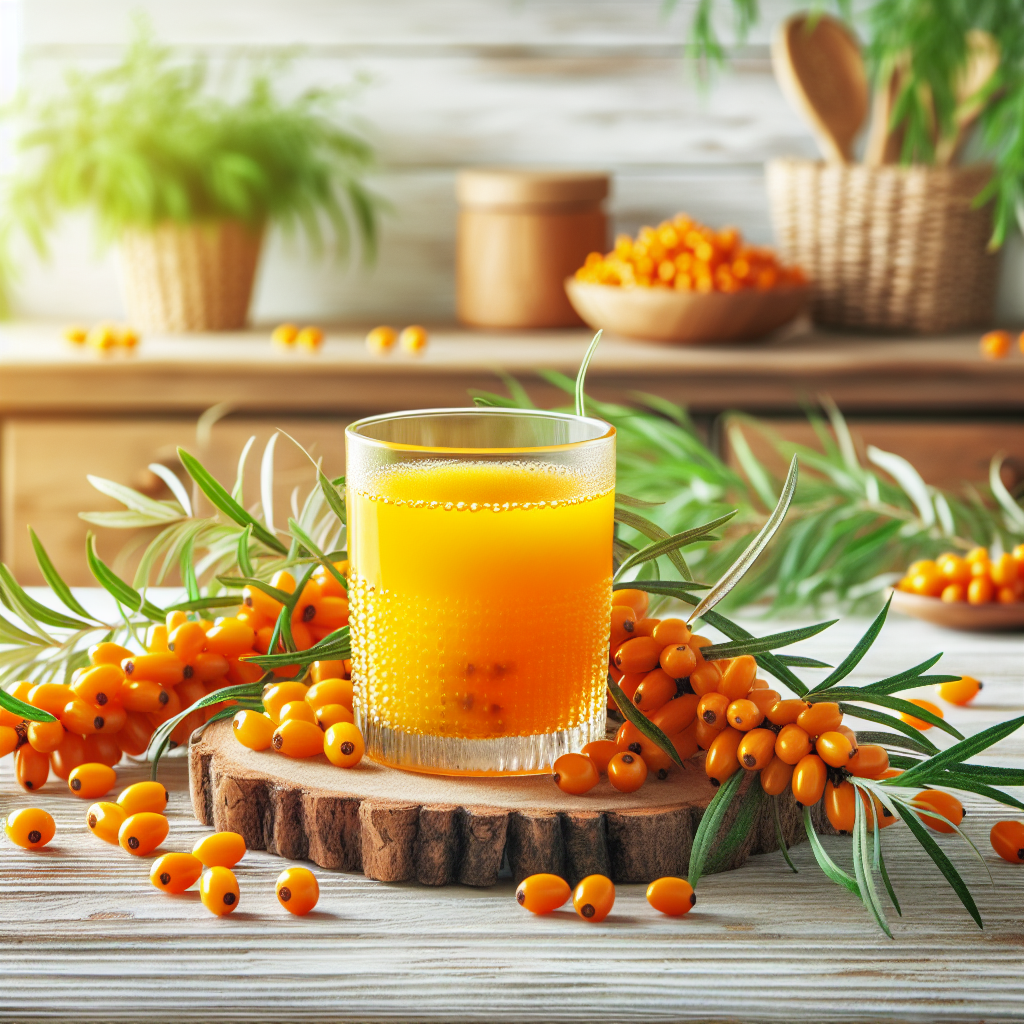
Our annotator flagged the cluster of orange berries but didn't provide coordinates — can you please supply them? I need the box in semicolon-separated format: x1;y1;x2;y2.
5;779;320;916
271;323;325;351
979;330;1024;360
365;324;429;356
573;214;806;294
516;872;694;922
896;546;1024;605
64;323;140;352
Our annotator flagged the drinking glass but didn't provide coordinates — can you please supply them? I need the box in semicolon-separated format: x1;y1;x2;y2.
345;407;615;775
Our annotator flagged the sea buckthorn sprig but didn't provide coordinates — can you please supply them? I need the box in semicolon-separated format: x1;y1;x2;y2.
573;215;806;293
896;546;1024;605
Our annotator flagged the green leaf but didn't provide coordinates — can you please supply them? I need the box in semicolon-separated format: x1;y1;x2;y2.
894;715;1024;786
853;729;935;755
0;610;49;646
615;493;665;509
877;841;902;916
861;653;944;694
893;802;982;929
29;529;97;621
0;567;57;643
808;597;891;694
244;626;351;670
776;655;832;669
772;796;798;873
839;705;940;754
614;508;693;581
177;447;287;554
824;690;963;741
86;475;183;521
319;470;347;525
688;769;745;887
688;455;799;623
180;533;200;603
85;533;166;623
704;773;765;875
702;619;837;661
216;576;292;604
575;330;602;418
164;595;240;613
0;687;57;723
287;518;347;593
611;580;711;596
606;674;683;767
615;511;736;581
927;775;1024;812
851;787;893;938
803;805;860;897
236;524;255;579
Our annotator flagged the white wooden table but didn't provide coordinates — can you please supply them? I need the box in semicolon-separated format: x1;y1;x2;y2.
1;607;1022;1023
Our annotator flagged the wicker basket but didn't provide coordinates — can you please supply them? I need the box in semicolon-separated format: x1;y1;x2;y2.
765;158;1000;333
118;220;263;332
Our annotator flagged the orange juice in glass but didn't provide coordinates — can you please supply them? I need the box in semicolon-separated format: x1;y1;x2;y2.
346;408;615;774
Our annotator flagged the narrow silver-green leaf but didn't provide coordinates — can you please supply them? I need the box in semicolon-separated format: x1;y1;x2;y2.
237;524;255;579
86;534;166;623
704;774;765;875
0;687;57;723
772;796;798;873
688;769;745;887
614;492;665;509
614;508;693;581
614;511;736;580
803;805;860;896
807;597;891;694
823;690;962;741
702;619;836;661
894;714;1024;786
853;729;935;756
574;329;602;418
319;471;347;525
29;529;97;621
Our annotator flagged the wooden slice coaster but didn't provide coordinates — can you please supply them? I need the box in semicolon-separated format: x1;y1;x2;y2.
189;719;831;887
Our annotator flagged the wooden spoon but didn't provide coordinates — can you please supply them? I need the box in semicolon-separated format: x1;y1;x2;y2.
772;13;869;164
864;55;908;166
936;29;1000;165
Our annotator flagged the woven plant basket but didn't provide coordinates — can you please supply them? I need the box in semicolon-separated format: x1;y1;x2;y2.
118;220;263;332
765;158;1000;333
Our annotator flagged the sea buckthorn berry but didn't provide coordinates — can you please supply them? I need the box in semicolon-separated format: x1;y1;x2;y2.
89;641;134;666
149;624;171;653
315;703;354;731
689;662;722;697
399;324;428;354
296;325;324;351
774;724;811;765
967;576;995;604
791;754;827;806
272;719;324;759
750;678;769;689
760;756;794;796
86;801;127;844
766;699;808;726
646;876;695;916
718;655;757;701
610;605;637;650
200;866;239;916
118;812;169;856
825;780;858;833
937;676;982;706
688;634;713;657
121;679;170;714
273;865;321;916
727;699;764;732
16;745;49;791
263;682;311;723
633;668;678;714
704;728;743;786
551;753;599;795
615;720;644;753
650;693;699;736
516;873;571;914
670;721;700;763
9;679;32;703
190;652;230;683
117;781;169;816
573;874;615;923
990;552;1019;587
0;725;20;758
659;644;697;680
900;698;944;731
980;330;1011;359
27;682;73;716
366;325;397;354
50;731;87;779
694;717;721;750
165;609;189;632
816;731;857;768
324;721;365;768
613;636;662;674
990;820;1024;863
697;692;729;730
310;660;348;684
5;808;55;849
168;621;207;663
941;584;966;603
581;740;618;774
61;699;104;735
635;739;674;776
747;688;782;716
187;832;246;873
737;728;776;770
652;618;691;646
616;671;645;703
204;618;256;658
611;589;649;618
912;790;964;834
278;700;317;726
68;762;116;799
272;322;299;346
150;851;204;895
72;664;124;706
27;719;65;754
796;702;842;738
116;712;155;758
121;653;185;687
607;751;648;792
847;744;889;778
632;618;661;638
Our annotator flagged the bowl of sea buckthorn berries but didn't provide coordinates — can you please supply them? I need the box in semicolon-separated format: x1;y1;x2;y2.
891;545;1024;631
565;214;809;344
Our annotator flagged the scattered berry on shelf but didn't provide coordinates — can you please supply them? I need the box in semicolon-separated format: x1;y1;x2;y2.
151;852;204;894
990;820;1024;863
276;867;320;915
193;830;247;869
5;807;55;849
573;874;615;922
646;876;695;916
200;866;240;916
515;873;571;915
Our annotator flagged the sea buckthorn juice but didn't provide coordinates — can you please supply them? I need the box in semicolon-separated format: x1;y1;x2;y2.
346;409;615;775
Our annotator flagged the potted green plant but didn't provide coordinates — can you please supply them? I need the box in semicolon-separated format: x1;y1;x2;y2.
673;1;1024;333
0;28;380;331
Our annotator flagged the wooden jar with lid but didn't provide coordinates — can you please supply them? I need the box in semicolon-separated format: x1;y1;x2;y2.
456;169;609;328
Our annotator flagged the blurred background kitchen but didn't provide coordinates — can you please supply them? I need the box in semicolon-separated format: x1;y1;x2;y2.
0;0;1022;617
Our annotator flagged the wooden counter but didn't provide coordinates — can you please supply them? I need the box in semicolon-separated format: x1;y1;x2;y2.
1;322;1022;585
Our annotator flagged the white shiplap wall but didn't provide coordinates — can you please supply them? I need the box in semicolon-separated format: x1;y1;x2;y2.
9;0;1024;323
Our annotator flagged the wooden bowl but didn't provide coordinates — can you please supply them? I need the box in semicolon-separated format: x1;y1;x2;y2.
564;278;809;344
889;588;1024;632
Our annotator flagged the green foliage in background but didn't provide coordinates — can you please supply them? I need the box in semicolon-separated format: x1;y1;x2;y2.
672;0;1024;245
0;23;381;305
473;374;1024;613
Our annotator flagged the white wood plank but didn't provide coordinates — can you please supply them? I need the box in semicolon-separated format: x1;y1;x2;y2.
0;593;1022;1022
